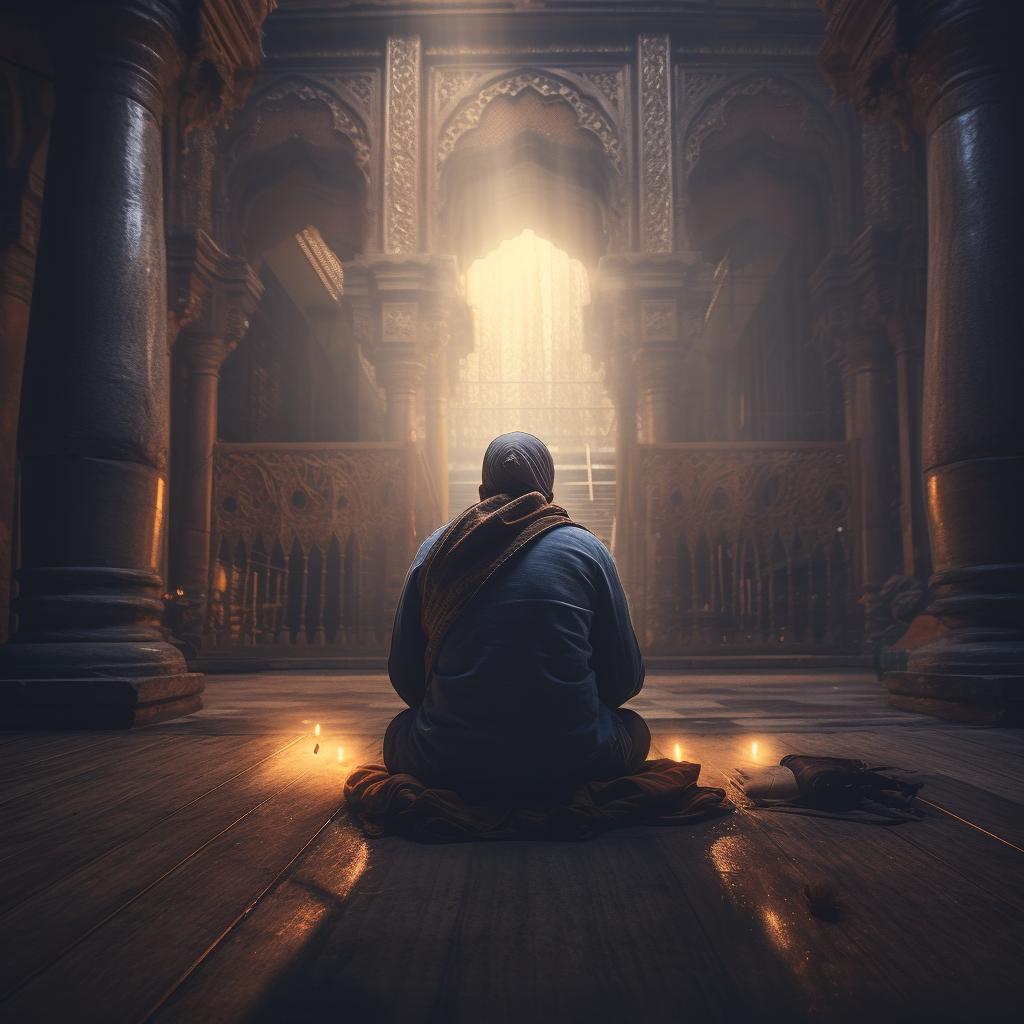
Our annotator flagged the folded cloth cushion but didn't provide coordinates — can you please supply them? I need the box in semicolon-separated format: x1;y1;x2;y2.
343;758;733;843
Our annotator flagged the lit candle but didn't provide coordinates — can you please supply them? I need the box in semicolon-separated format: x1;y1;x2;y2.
314;723;320;737
337;747;344;763
751;741;758;758
674;743;683;762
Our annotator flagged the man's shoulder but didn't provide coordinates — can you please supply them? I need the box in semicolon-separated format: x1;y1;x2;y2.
412;522;450;568
537;523;613;561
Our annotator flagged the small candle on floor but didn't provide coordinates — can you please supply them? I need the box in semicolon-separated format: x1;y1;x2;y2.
313;743;319;755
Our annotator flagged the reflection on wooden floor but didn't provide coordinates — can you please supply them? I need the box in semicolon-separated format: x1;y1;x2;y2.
0;670;1021;1023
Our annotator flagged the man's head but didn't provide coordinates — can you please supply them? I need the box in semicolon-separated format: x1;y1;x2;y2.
479;431;555;502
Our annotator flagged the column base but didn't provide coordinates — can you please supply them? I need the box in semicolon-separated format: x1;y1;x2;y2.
883;670;1024;727
0;641;205;729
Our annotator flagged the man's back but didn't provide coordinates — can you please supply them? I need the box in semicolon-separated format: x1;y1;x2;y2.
388;523;644;786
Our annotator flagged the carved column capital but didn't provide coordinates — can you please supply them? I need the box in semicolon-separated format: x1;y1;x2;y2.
167;229;263;362
343;253;469;443
342;253;468;363
818;0;1020;139
592;253;714;355
34;0;191;121
176;0;274;143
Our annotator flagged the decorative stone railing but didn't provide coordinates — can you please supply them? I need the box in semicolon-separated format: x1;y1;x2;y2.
205;442;440;652
627;442;861;653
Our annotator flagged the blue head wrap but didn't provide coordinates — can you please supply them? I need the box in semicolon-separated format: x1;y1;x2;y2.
480;431;555;502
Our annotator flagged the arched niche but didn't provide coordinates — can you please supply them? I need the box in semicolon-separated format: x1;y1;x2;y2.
225;76;371;266
435;71;624;271
681;74;846;263
215;77;380;446
681;75;849;445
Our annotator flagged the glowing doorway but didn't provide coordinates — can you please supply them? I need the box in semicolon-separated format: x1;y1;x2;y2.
449;230;615;539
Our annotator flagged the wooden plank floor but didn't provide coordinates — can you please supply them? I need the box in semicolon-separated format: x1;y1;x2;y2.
1;668;1021;1024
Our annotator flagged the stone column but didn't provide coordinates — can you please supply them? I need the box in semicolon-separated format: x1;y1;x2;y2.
0;233;38;643
167;232;262;645
890;320;929;578
424;350;450;522
0;0;271;728
345;255;468;512
610;341;637;566
819;0;1024;723
811;251;898;627
0;1;198;727
636;341;683;444
840;329;892;595
593;254;713;445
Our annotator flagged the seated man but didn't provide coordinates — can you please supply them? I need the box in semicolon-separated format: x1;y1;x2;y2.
385;431;650;792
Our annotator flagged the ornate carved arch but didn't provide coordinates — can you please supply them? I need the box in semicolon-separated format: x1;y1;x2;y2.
235;75;372;182
683;73;840;177
436;70;622;176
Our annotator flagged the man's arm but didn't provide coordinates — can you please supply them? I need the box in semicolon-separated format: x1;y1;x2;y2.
387;562;428;707
387;526;447;707
588;541;645;708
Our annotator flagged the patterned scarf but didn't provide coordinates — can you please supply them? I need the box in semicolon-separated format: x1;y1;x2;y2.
419;491;576;675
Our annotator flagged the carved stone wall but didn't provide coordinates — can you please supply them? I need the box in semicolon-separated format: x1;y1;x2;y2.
208;442;439;649
630;442;861;653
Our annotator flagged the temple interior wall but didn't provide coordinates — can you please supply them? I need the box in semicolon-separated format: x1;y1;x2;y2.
0;1;931;661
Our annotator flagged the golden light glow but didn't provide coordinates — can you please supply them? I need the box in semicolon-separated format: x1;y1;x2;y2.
150;475;165;569
751;741;758;758
674;743;683;762
454;229;613;455
337;746;344;763
314;723;320;737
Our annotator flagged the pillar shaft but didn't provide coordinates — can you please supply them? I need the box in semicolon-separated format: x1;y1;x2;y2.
0;1;202;727
915;3;1024;672
637;346;682;444
424;352;449;522
842;333;891;593
173;336;231;639
891;323;929;578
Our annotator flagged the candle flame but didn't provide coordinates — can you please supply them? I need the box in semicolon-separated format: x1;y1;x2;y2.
751;741;758;758
338;746;344;762
674;743;682;762
314;723;320;737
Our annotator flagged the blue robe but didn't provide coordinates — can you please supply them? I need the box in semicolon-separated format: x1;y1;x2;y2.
387;523;645;787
